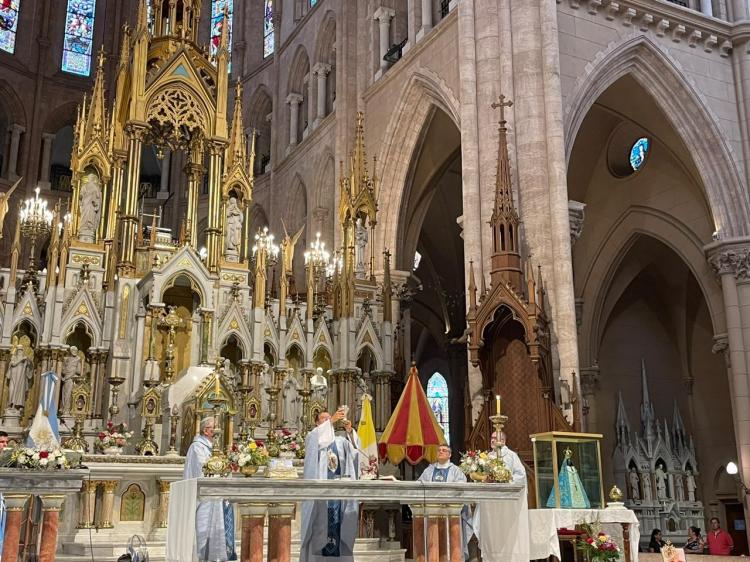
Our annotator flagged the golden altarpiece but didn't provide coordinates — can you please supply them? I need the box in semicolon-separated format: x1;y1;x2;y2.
0;3;397;557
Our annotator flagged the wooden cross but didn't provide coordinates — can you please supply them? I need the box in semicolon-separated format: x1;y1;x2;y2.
491;95;514;124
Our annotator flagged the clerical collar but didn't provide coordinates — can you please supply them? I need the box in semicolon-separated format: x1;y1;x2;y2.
436;461;452;469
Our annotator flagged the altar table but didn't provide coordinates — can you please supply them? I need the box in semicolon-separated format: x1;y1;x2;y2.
528;507;640;562
167;477;526;562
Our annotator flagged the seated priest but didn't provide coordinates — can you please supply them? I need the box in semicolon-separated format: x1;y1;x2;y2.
183;417;237;562
300;408;361;562
490;431;527;486
418;445;473;559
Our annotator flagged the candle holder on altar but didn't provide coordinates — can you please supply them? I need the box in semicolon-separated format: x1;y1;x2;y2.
19;187;53;293
298;369;314;435
203;361;231;477
264;384;281;457
135;385;160;456
107;373;125;418
166;404;180;456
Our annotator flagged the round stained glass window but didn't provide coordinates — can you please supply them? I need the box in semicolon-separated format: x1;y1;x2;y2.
629;137;650;171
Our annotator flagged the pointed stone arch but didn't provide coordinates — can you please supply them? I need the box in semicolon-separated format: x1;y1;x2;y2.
563;35;750;237
314;11;336;66
375;67;461;258
0;80;27;128
247;85;273;175
577;206;725;367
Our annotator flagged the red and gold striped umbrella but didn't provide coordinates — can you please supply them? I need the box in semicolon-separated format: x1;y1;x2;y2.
378;363;447;465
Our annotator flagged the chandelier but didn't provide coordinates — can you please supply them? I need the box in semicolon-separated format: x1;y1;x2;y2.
251;226;280;263
19;187;53;292
304;232;330;272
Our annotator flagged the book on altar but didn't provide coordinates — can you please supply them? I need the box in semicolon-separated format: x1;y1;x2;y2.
378;475;398;481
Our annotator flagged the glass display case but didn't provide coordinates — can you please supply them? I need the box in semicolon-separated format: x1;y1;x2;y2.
531;431;604;509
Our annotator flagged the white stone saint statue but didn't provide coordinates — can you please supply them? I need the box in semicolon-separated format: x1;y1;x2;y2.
283;371;302;427
655;463;668;499
261;364;274;417
224;196;243;262
629;467;640;501
642;472;653;501
686;470;697;502
6;346;32;410
60;346;82;414
674;473;685;501
354;217;368;279
78;172;102;243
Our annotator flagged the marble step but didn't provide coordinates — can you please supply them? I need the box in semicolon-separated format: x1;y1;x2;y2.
56;538;405;562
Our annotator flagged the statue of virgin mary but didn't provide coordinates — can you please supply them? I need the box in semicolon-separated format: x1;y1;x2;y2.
546;447;591;508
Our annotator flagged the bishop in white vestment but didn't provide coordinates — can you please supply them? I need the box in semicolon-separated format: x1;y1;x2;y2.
183;417;236;562
300;409;360;562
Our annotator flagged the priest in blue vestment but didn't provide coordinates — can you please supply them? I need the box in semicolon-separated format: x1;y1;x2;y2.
418;445;473;559
183;417;237;561
300;408;361;562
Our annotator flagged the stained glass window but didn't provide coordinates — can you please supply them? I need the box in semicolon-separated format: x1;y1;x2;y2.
310;0;318;6
629;137;649;171
210;0;233;70
263;0;274;58
0;0;20;54
62;0;96;76
427;372;449;444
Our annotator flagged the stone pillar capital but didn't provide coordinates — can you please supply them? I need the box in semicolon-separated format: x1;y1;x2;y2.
3;494;30;510
8;123;25;135
373;7;395;22
313;62;332;76
706;239;750;280
41;132;56;142
286;92;304;106
40;494;66;511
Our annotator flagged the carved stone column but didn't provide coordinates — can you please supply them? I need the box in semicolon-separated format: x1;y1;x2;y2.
99;480;118;528
287;93;303;148
39;494;66;562
373;8;395;77
240;503;267;562
701;0;714;16
77;480;97;528
157;480;171;528
411;505;426;562
6;123;25;180
1;494;29;562
39;132;56;188
313;63;331;126
417;0;432;40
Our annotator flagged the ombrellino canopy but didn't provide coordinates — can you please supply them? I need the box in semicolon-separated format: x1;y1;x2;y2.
378;363;447;465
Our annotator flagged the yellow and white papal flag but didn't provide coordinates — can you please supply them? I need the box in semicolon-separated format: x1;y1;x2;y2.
357;394;378;478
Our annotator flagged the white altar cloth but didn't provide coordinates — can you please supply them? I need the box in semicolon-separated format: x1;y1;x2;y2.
166;479;198;562
477;491;531;562
527;507;640;561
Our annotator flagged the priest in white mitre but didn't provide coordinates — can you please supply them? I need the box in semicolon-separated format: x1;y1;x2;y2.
300;408;361;562
417;445;474;559
183;417;237;562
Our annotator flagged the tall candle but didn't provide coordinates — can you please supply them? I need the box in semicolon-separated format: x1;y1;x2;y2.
495;394;502;416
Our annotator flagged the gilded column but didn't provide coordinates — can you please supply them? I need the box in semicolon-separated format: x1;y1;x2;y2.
99;480;118;528
201;310;214;365
77;480;98;529
185;161;203;247
106;152;126;240
38;495;66;562
119;123;147;275
1;494;29;562
206;140;225;273
157;480;171;528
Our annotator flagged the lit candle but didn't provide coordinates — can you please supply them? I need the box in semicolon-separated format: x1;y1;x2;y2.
495;394;502;416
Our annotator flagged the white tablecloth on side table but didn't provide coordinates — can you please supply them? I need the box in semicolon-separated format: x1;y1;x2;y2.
528;508;640;561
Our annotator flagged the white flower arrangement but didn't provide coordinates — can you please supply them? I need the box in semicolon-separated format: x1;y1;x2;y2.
7;446;69;470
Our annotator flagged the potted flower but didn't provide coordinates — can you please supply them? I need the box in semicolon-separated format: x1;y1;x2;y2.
95;420;133;455
8;446;69;470
459;450;511;483
576;522;622;561
277;428;305;459
230;438;270;477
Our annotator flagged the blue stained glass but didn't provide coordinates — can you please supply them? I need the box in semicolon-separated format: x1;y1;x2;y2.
427;372;450;444
210;0;233;71
310;0;318;6
0;0;21;55
263;0;274;58
61;0;96;76
629;137;649;171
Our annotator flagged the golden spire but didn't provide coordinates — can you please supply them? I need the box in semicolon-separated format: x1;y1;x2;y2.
226;82;247;171
136;0;149;35
84;49;107;141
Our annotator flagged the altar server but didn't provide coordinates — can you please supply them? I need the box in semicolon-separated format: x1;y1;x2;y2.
300;408;360;562
183;417;236;562
418;445;473;559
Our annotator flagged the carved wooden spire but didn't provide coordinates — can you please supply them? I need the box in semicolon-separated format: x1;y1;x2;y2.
489;95;522;291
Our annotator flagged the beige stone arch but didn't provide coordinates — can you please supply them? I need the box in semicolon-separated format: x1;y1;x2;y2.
577;206;726;367
563;34;750;237
313;10;336;66
0;80;27;128
375;67;461;259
